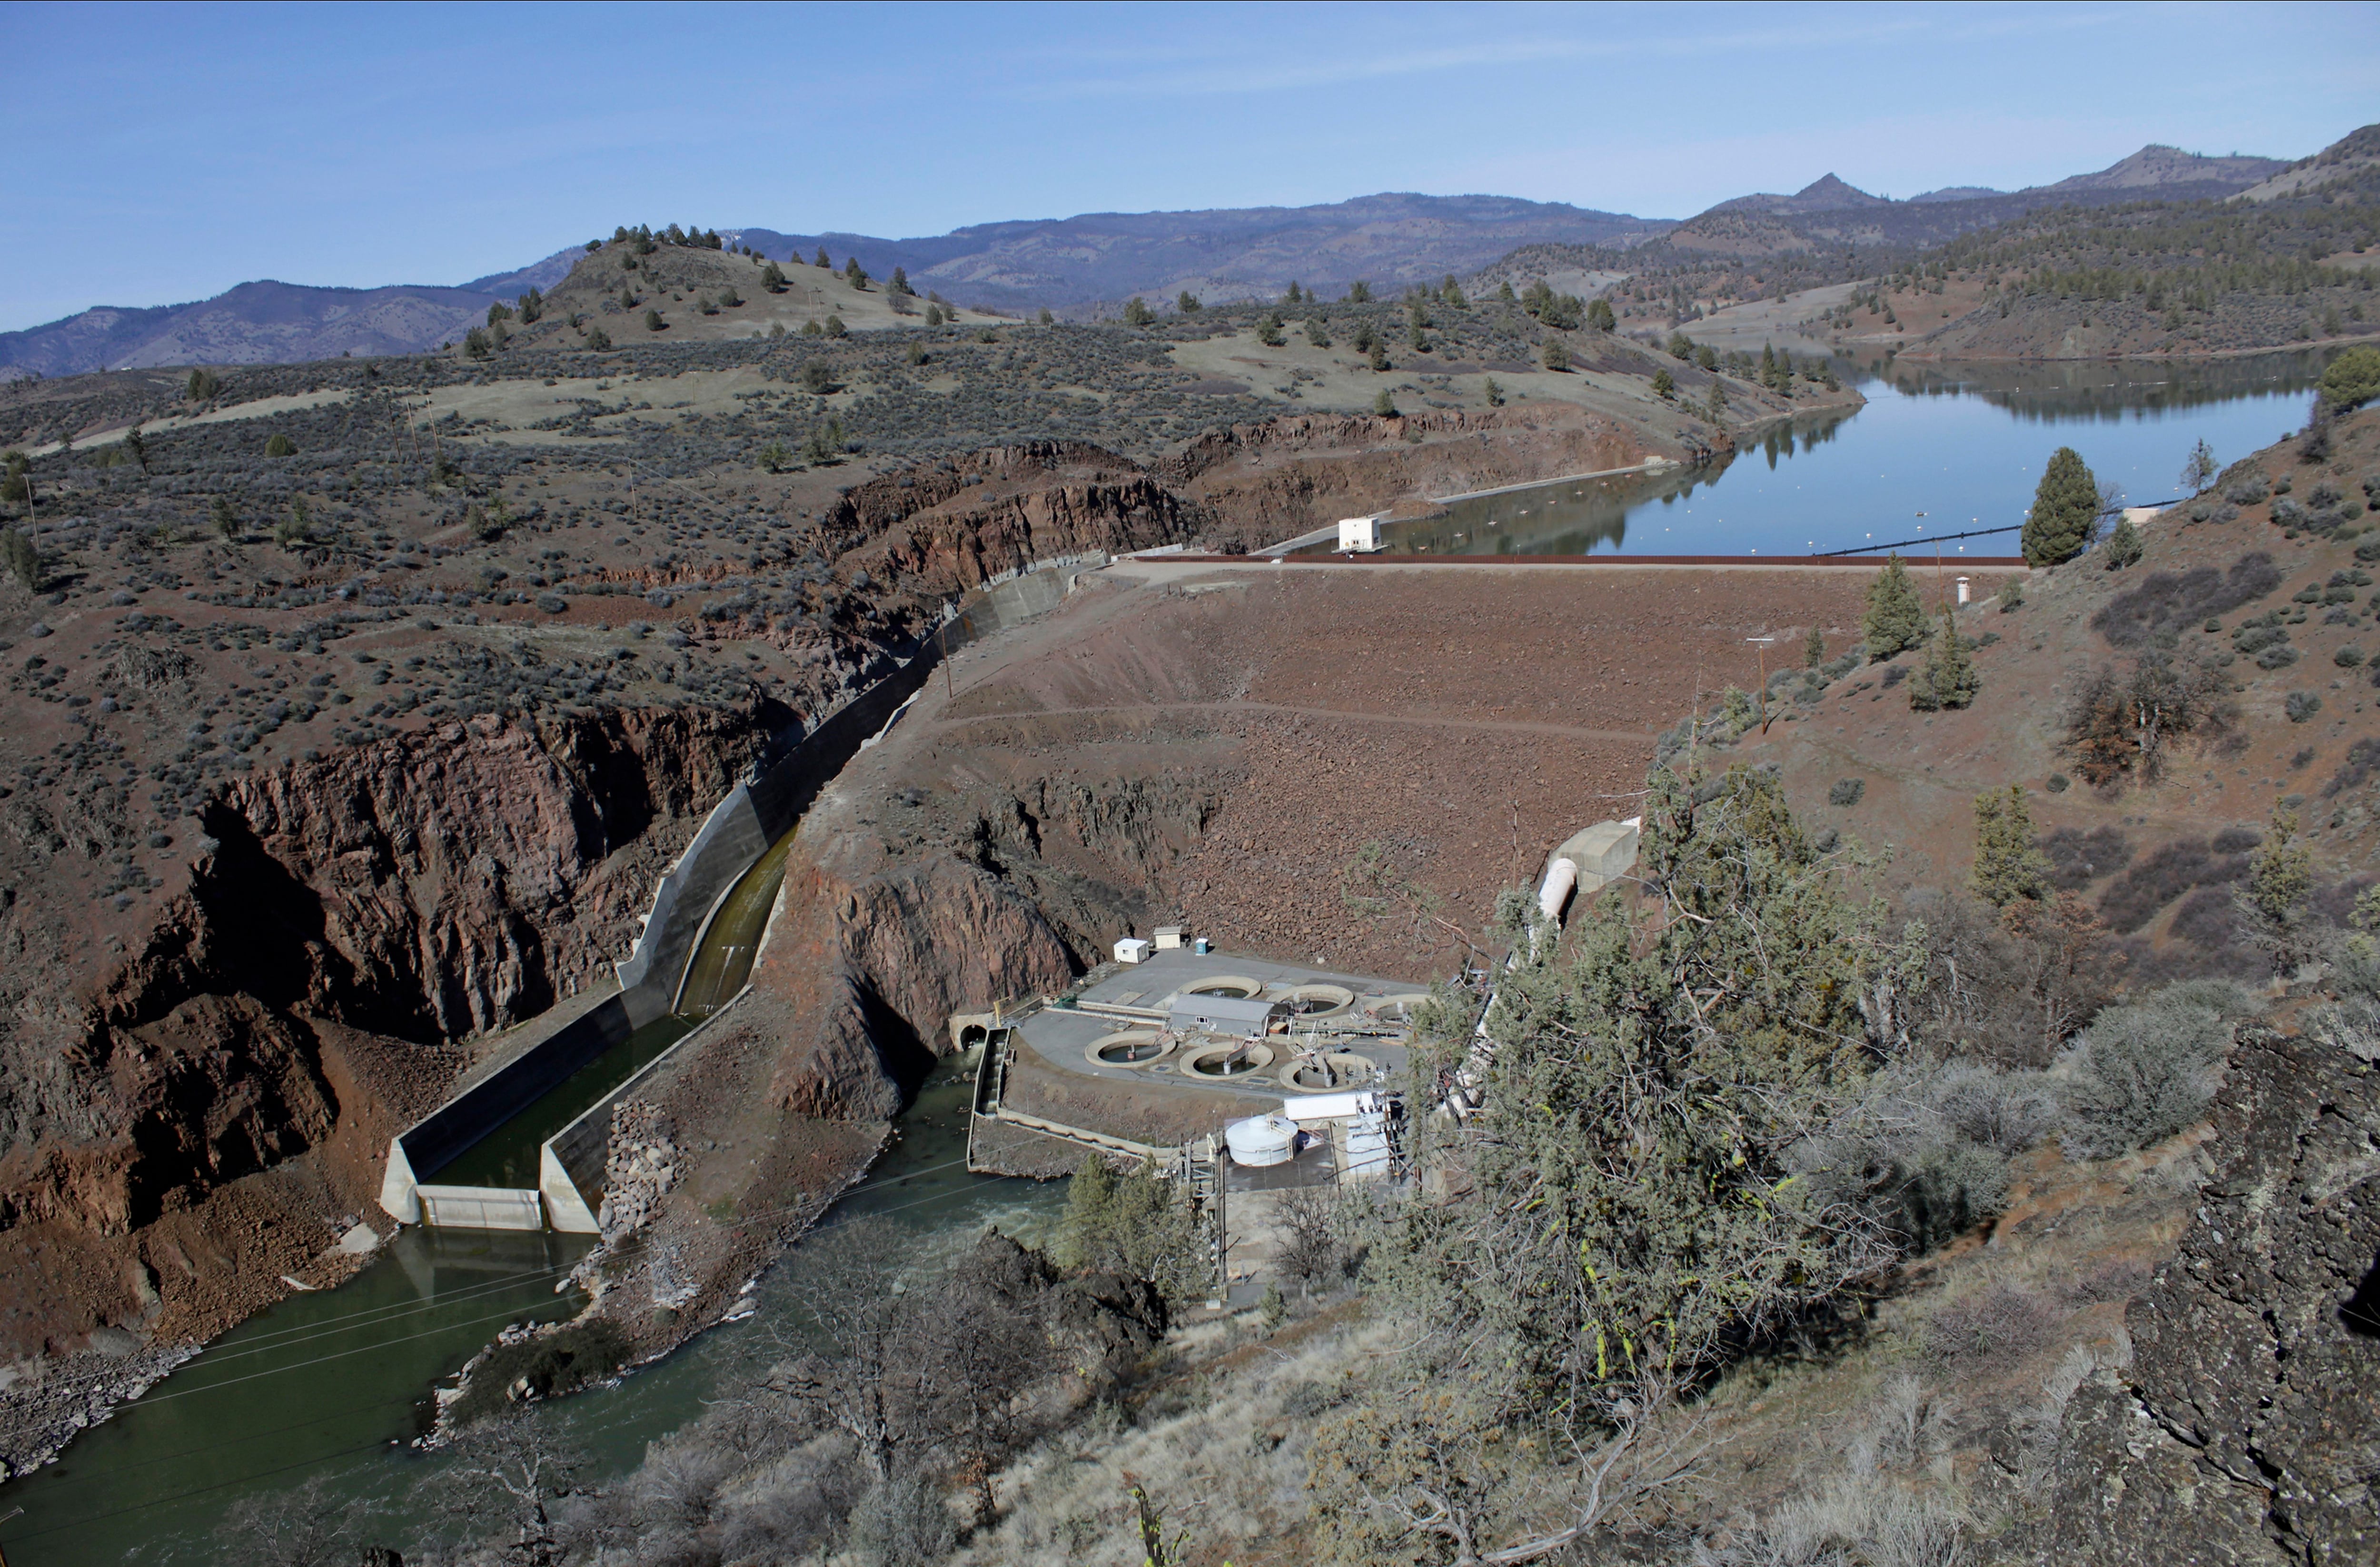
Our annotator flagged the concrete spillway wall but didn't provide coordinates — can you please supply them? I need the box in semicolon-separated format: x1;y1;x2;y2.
379;554;1106;1231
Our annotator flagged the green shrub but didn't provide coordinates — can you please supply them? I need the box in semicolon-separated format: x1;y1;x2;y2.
1052;1155;1207;1309
2318;344;2380;410
1829;777;1865;807
263;433;295;457
2057;983;2252;1159
0;528;40;590
1863;555;1927;659
2023;446;2099;566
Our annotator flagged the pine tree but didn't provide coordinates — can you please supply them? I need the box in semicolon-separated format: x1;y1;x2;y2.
1176;290;1201;313
1862;554;1927;660
1909;603;1978;711
2179;438;2217;496
0;527;40;590
2023;446;2099;566
888;266;912;296
814;246;831;268
2239;806;2316;972
1969;785;2051;906
1587;297;1616;331
1123;296;1153;327
2101;516;2143;570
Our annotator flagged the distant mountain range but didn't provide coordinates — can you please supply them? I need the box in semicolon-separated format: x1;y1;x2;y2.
0;141;2312;378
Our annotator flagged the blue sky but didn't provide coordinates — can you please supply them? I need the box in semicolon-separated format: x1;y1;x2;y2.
2;0;2374;332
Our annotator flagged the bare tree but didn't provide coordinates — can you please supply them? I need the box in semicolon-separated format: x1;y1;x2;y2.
212;1476;370;1567
913;1237;1060;1525
771;1218;922;1483
1273;1183;1344;1300
433;1415;585;1566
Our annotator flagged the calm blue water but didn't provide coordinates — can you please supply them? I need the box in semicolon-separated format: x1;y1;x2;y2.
1327;353;2328;559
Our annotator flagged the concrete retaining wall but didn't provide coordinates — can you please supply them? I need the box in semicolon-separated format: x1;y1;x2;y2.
382;555;1105;1230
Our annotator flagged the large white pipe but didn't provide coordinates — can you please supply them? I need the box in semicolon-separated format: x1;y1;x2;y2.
1537;856;1579;927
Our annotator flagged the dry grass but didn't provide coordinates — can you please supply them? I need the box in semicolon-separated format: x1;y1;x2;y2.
949;1311;1385;1567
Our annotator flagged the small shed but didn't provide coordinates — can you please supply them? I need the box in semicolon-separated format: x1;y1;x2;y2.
1337;515;1384;552
1114;937;1152;964
1169;993;1284;1036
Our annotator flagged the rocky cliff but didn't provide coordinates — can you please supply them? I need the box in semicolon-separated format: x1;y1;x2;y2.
0;701;774;1364
2023;1028;2380;1564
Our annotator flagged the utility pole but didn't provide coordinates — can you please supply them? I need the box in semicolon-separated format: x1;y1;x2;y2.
1746;635;1777;732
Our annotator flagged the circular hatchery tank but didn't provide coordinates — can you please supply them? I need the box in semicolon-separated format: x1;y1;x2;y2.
1086;1031;1171;1068
1364;992;1433;1023
1277;983;1355;1017
1285;1052;1377;1092
1183;1042;1277;1078
1181;976;1265;1000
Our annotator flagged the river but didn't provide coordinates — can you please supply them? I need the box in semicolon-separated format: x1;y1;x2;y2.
0;349;2337;1563
1314;351;2330;560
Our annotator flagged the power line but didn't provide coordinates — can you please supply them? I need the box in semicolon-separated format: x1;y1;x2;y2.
0;1154;996;1432
0;1172;1041;1548
1816;522;2021;557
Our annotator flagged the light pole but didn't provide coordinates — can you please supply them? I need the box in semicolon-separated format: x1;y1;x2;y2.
1747;635;1777;732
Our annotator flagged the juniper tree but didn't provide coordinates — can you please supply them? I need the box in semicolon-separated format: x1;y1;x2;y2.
2239;806;2316;972
814;246;831;267
1175;290;1201;313
1804;624;1825;667
2102;515;2143;570
1052;1154;1207;1307
2180;437;2217;496
1347;281;1373;303
1123;296;1153;327
1862;554;1927;659
2317;344;2380;410
1587;296;1616;331
1908;603;1978;710
759;261;786;293
1373;388;1397;417
1305;315;1331;347
1970;785;2052;906
0;527;39;590
1349;761;1913;1513
1647;363;1668;394
2023;446;2099;566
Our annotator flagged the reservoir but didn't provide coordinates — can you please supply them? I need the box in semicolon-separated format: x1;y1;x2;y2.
0;348;2337;1565
1315;352;2330;560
